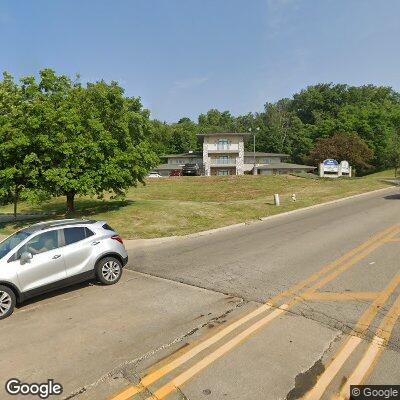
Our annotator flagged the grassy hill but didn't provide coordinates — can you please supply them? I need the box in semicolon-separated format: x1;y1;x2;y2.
0;170;396;239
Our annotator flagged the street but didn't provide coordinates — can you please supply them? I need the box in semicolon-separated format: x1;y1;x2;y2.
2;187;400;400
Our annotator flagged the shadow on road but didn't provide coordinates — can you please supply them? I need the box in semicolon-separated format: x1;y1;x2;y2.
384;194;400;200
15;280;102;310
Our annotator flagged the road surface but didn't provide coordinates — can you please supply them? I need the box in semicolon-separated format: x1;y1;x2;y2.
1;187;400;400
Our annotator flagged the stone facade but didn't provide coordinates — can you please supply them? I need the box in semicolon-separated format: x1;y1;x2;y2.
236;140;244;175
156;133;300;177
201;133;246;176
203;136;211;176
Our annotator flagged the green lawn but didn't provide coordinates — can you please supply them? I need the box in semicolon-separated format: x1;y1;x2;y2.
0;171;396;239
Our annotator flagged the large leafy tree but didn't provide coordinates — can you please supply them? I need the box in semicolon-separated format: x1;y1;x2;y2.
35;69;158;213
287;83;400;168
386;129;400;177
169;118;199;153
198;109;238;133
308;133;374;173
149;118;199;155
0;73;42;217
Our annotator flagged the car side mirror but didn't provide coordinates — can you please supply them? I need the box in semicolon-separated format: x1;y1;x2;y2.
20;251;33;264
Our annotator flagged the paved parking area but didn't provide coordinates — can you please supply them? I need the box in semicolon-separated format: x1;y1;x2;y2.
2;188;400;400
1;269;247;399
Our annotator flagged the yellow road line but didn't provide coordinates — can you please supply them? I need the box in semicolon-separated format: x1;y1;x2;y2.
109;224;400;400
303;292;379;301
301;230;397;297
145;305;290;400
109;302;275;400
268;224;399;306
333;291;400;400
302;272;400;400
384;238;400;242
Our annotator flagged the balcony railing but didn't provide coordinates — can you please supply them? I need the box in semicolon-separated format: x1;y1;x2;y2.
210;158;237;165
207;144;239;151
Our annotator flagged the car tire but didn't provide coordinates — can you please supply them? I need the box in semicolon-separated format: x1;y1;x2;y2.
95;256;123;285
0;285;16;320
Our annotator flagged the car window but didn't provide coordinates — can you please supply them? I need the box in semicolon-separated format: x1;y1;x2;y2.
0;230;31;260
64;227;94;245
85;227;95;238
102;224;114;231
17;230;59;257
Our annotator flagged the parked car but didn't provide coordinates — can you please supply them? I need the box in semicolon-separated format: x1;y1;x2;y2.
182;163;200;176
0;219;128;319
148;172;162;178
169;169;182;177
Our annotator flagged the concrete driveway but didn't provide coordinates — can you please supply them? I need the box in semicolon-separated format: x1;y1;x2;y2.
2;187;400;400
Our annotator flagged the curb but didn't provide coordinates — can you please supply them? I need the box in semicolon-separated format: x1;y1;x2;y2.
123;185;397;250
0;185;397;247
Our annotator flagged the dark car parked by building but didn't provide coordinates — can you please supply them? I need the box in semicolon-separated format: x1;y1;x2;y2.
182;163;201;176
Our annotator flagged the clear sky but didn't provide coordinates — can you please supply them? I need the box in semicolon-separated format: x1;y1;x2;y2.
1;0;400;122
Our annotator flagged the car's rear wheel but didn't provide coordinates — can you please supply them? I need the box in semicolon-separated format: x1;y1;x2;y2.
0;285;16;320
95;256;123;285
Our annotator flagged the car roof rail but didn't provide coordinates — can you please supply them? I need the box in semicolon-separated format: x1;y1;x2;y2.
38;219;97;230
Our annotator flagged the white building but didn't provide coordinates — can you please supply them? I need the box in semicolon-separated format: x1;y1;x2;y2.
155;132;316;176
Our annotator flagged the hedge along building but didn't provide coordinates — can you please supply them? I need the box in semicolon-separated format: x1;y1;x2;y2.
155;132;316;176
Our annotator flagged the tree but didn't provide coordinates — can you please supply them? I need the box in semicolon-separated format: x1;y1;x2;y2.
198;109;237;133
385;128;400;177
36;69;158;213
169;119;199;153
0;73;42;217
308;133;374;173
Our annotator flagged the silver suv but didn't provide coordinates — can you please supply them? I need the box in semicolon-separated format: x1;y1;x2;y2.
0;219;128;319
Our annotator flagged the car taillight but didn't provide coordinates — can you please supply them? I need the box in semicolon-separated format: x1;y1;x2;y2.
111;235;123;244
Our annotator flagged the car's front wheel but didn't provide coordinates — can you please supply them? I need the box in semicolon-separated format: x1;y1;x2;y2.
95;256;123;285
0;285;16;320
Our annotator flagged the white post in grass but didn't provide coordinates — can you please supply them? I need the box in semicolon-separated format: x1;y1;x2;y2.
274;193;280;206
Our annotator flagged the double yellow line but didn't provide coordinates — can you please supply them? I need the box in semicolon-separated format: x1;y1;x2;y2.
303;272;400;400
333;291;400;400
110;224;400;400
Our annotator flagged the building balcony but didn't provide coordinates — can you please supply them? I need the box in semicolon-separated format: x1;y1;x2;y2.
210;158;238;166
207;144;239;152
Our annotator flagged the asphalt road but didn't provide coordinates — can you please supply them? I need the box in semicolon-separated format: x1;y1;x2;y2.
2;186;400;400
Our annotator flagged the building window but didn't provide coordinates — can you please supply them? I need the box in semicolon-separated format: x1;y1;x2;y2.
217;139;229;150
219;155;229;164
217;169;229;176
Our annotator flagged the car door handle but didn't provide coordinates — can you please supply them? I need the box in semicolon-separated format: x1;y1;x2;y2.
52;254;62;259
91;241;100;246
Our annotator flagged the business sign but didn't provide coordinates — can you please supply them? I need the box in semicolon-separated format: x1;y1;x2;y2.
323;159;339;172
340;160;350;174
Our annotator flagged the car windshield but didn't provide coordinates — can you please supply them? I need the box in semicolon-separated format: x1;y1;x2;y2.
0;230;32;260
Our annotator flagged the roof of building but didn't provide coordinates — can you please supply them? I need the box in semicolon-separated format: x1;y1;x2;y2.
244;152;289;157
160;152;202;158
155;164;184;170
256;163;316;170
161;151;289;158
197;132;252;140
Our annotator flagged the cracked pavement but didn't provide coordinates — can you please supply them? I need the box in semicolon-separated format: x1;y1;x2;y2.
2;187;400;399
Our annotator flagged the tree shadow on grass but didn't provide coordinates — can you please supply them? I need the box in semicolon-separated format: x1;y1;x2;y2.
69;199;135;215
0;199;135;231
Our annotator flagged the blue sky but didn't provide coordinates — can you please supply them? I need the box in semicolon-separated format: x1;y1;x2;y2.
1;0;400;122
